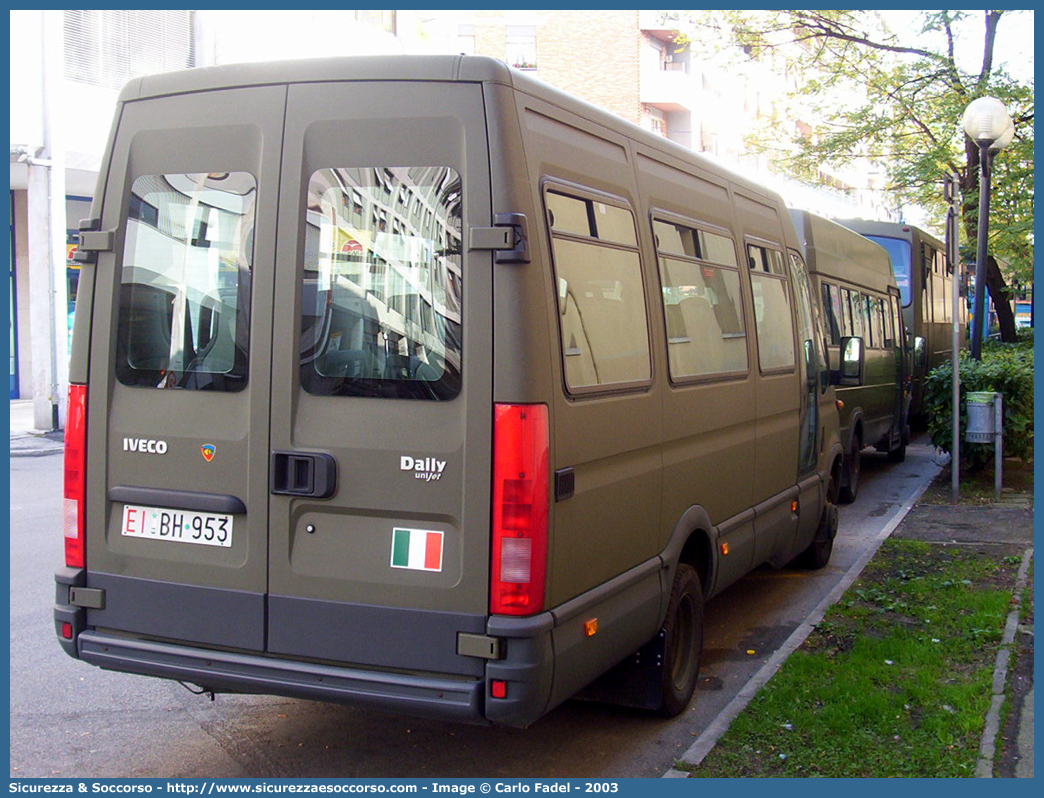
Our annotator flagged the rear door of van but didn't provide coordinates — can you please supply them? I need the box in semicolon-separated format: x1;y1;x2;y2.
84;86;283;651
84;78;493;677
265;81;493;677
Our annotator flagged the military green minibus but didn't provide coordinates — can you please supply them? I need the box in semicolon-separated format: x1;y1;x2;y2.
791;210;910;503
56;55;843;727
836;219;965;419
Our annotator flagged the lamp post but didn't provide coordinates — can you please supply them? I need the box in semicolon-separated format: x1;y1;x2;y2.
962;97;1013;360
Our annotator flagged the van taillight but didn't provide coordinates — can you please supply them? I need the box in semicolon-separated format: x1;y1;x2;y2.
490;403;549;616
63;384;87;568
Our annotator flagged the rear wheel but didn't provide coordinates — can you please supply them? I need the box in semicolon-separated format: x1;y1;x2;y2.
658;564;704;717
839;436;861;503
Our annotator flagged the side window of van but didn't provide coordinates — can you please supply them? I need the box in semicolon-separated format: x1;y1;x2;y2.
858;295;870;346
881;297;894;346
927;246;935;327
872;297;886;348
747;243;795;371
299;166;463;401
852;291;868;340
115;172;256;391
546;189;651;393
822;282;841;345
652;218;747;380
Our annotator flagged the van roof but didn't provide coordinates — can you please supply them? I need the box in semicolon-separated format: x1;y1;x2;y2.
118;54;785;209
833;217;944;249
118;54;513;102
790;208;896;291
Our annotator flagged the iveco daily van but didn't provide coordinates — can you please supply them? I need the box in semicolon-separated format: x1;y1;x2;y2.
791;211;910;503
56;55;843;728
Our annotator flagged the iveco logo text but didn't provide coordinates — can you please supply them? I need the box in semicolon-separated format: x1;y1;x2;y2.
400;455;446;482
123;437;168;454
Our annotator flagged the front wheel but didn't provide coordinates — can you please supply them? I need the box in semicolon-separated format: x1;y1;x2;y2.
658;564;704;717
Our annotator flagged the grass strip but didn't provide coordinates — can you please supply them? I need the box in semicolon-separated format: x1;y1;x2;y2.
681;539;1018;777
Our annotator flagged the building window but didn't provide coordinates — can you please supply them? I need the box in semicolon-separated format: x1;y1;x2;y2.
506;25;537;70
457;24;475;56
647;106;666;137
64;10;196;91
646;37;668;71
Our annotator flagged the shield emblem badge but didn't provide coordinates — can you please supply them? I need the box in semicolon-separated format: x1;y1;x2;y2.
200;444;216;462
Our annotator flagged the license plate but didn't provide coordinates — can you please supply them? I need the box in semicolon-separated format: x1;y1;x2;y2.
121;504;233;547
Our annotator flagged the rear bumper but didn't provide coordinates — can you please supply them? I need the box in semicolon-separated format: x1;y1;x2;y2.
77;630;488;725
56;555;664;728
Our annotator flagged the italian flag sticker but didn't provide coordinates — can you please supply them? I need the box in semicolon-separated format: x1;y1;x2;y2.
391;527;444;572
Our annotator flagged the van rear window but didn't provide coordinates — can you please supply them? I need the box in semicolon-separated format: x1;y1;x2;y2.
115;172;255;391
299;167;463;401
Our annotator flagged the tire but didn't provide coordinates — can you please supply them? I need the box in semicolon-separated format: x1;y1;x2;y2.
797;482;839;569
839;437;861;504
657;564;704;717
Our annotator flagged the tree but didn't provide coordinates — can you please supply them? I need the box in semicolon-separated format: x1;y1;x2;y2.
685;10;1034;341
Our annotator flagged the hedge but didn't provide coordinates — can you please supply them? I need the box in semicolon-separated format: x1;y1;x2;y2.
922;329;1034;468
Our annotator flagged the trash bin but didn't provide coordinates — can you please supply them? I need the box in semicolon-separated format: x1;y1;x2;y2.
965;391;998;442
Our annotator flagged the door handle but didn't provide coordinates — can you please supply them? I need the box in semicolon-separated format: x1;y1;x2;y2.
270;451;338;498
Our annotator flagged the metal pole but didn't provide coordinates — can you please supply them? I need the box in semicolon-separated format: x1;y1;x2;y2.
970;141;992;360
946;173;961;503
41;10;70;430
994;394;1003;500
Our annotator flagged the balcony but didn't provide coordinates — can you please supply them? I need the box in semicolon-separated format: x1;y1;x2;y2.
640;65;695;113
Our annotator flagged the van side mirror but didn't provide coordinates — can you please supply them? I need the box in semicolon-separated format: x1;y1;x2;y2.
832;336;864;387
912;335;926;370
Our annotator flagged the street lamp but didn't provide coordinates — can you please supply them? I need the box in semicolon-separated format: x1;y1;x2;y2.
962;96;1013;359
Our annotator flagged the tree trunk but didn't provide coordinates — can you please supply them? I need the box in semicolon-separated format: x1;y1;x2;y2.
985;255;1018;342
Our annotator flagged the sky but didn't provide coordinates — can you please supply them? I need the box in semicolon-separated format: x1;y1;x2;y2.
881;9;1034;83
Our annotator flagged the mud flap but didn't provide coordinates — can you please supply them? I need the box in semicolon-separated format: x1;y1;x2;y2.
573;629;666;710
817;501;839;543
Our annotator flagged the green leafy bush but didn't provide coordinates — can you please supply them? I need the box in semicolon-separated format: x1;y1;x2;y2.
923;340;1034;468
983;326;1034;353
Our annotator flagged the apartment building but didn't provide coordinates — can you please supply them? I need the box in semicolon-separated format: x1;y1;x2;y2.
10;11;199;421
8;10;398;416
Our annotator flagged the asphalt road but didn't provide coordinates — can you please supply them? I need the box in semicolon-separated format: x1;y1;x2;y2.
9;440;941;778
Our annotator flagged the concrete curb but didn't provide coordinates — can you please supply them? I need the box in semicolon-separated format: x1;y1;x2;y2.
975;547;1034;778
1015;684;1034;778
9;431;64;458
663;469;939;777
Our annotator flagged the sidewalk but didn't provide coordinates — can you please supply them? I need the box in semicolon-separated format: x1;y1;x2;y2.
9;399;65;457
